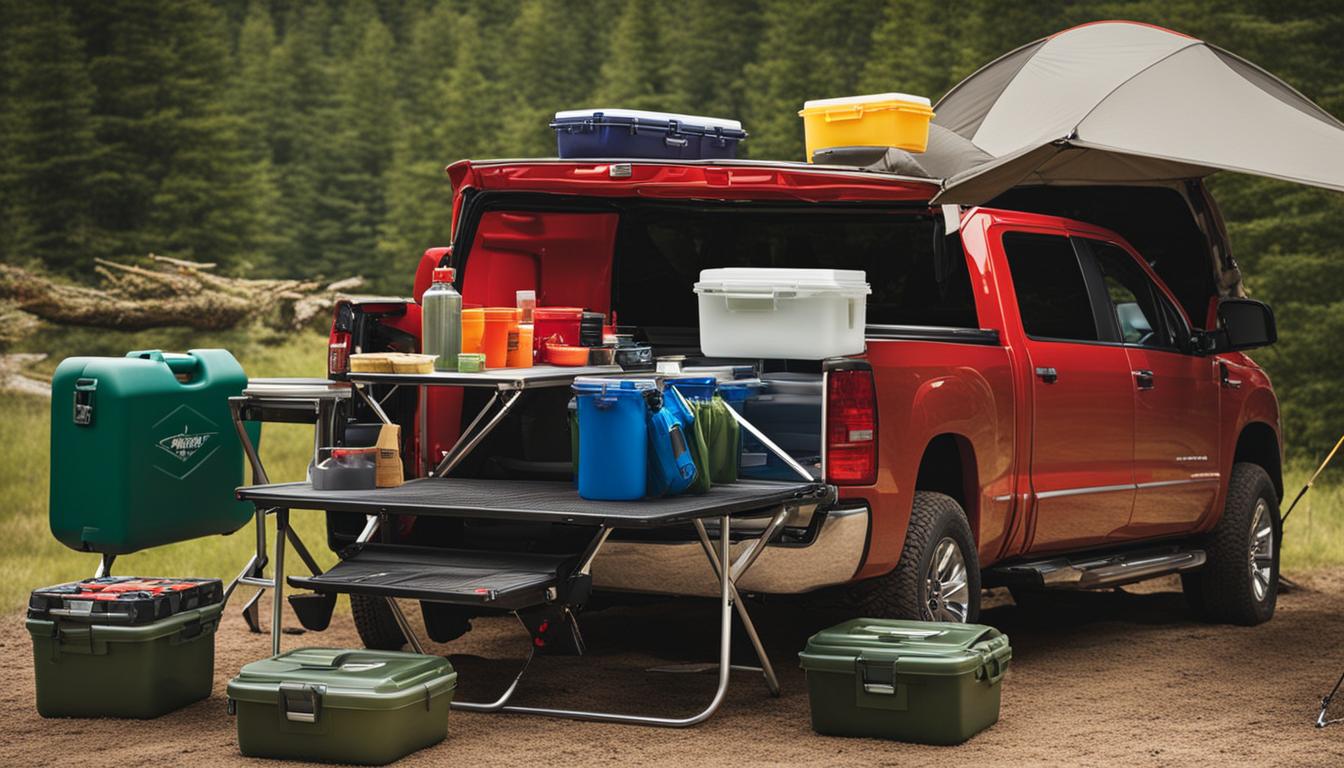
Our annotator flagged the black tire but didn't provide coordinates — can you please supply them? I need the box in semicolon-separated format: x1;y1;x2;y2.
1181;462;1280;626
350;594;406;650
845;491;981;622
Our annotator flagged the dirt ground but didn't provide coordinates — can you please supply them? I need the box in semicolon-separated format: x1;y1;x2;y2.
4;571;1344;768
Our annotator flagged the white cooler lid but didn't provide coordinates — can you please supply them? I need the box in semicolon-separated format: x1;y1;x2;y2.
554;108;742;131
694;268;871;296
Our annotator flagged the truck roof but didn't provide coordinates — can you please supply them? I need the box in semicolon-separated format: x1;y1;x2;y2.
448;158;941;204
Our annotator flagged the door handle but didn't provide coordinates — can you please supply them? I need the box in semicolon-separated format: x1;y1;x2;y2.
1034;367;1058;384
1133;369;1155;390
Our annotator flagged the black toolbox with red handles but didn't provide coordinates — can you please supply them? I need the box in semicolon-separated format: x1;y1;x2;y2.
28;576;223;625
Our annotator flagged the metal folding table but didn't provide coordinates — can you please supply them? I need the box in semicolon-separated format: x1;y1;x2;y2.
237;476;827;726
231;366;830;726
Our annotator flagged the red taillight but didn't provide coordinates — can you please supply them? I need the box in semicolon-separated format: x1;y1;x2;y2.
328;328;351;376
826;367;877;485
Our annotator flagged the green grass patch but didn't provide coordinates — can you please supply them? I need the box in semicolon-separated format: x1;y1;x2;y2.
2;330;337;612
1281;463;1344;570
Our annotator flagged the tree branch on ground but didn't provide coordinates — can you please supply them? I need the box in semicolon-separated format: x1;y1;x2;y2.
0;256;363;333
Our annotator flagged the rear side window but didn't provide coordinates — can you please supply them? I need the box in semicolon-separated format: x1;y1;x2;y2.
1003;232;1098;342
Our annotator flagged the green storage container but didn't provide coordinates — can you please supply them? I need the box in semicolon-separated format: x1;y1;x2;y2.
799;619;1011;745
228;648;456;765
27;602;221;718
50;349;253;554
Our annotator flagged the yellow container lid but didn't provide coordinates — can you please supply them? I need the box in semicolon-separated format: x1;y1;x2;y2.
798;92;933;117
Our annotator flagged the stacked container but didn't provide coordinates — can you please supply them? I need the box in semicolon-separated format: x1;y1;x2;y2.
694;268;871;359
551;109;747;160
28;577;224;718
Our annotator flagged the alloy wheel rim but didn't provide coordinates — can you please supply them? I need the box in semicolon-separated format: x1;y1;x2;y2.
1249;498;1275;602
925;537;970;622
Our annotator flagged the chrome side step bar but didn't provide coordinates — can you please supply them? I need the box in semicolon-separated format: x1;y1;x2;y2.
985;546;1206;591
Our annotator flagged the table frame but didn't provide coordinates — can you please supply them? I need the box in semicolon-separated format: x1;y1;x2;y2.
234;370;817;726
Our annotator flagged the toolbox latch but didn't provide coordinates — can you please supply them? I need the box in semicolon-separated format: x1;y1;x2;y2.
73;378;97;426
856;657;899;695
279;682;324;723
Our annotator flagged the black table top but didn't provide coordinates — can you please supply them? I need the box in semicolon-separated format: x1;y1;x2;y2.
237;477;829;527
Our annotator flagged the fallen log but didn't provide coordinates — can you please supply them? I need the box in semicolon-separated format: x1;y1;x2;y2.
0;256;362;332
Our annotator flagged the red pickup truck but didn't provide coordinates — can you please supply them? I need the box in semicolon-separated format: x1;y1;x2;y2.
327;158;1282;647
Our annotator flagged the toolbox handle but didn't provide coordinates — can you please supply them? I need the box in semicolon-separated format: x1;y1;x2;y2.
43;608;134;623
279;682;324;723
975;643;1011;685
125;349;201;377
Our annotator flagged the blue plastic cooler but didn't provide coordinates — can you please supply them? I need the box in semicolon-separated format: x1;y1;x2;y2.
573;379;654;500
552;109;747;160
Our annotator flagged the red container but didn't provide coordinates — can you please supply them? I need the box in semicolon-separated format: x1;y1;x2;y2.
532;307;584;363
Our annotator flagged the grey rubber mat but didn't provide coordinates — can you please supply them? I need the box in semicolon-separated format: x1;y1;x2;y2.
241;477;826;527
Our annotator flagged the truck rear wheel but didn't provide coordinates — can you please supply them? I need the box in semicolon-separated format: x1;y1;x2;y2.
350;594;407;650
846;491;981;622
1181;462;1280;626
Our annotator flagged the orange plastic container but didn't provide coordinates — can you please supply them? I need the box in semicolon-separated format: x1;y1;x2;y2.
461;308;485;354
508;324;534;368
547;344;590;366
481;308;518;368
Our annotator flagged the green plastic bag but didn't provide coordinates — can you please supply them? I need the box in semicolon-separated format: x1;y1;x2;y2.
691;395;739;487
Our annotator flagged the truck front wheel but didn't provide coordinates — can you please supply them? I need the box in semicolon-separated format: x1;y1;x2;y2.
847;491;981;622
1181;462;1280;626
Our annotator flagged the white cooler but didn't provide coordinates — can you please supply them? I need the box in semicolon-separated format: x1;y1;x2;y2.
693;268;870;359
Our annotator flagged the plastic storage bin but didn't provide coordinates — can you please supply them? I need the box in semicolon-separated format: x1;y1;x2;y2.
573;378;656;500
533;306;584;363
798;93;934;160
694;268;871;359
552;109;747;160
228;648;456;765
29;576;223;626
28;601;222;718
799;619;1011;744
741;373;822;480
49;349;252;555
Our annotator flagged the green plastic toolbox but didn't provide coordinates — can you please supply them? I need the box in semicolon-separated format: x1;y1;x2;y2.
799;619;1011;744
49;349;253;555
228;648;457;765
27;601;222;718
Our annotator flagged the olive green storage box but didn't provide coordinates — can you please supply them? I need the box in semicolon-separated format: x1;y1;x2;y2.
228;648;456;765
50;349;252;555
799;619;1011;744
27;603;221;718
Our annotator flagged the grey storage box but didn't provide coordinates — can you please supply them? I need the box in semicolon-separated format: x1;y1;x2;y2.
799;619;1011;744
227;648;456;765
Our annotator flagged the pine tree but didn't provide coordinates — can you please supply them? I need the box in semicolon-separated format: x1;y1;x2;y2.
0;1;100;272
312;14;400;288
859;0;965;100
593;0;676;111
742;0;884;161
663;0;763;118
499;0;599;156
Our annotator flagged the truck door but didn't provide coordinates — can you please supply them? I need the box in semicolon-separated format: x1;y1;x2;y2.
999;231;1136;552
1080;238;1221;537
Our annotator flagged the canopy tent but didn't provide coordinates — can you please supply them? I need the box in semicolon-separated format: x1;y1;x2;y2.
924;21;1344;205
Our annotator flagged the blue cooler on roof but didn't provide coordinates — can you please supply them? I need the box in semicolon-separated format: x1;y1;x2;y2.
551;109;747;160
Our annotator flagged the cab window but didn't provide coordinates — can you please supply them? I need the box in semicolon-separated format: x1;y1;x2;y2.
1087;240;1183;350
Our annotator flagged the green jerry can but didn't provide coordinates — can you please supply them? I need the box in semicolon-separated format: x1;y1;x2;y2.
798;619;1012;745
50;349;252;555
227;648;457;765
27;602;222;718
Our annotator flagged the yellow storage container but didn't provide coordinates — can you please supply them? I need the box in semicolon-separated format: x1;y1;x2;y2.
799;93;934;160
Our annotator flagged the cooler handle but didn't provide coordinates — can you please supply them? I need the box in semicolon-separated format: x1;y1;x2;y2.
824;106;865;123
279;682;324;723
856;656;898;695
125;349;201;376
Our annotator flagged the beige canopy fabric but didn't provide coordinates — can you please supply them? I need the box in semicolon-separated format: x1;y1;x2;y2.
929;21;1344;204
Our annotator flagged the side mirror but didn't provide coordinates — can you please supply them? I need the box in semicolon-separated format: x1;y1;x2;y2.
1213;297;1277;352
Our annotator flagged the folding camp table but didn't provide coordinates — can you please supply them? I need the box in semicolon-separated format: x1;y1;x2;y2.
225;378;351;637
232;366;831;726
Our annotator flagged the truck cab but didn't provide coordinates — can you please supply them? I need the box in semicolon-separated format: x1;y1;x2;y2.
328;158;1282;647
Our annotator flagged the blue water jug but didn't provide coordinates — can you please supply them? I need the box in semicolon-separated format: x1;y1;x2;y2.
573;379;652;500
646;390;697;496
